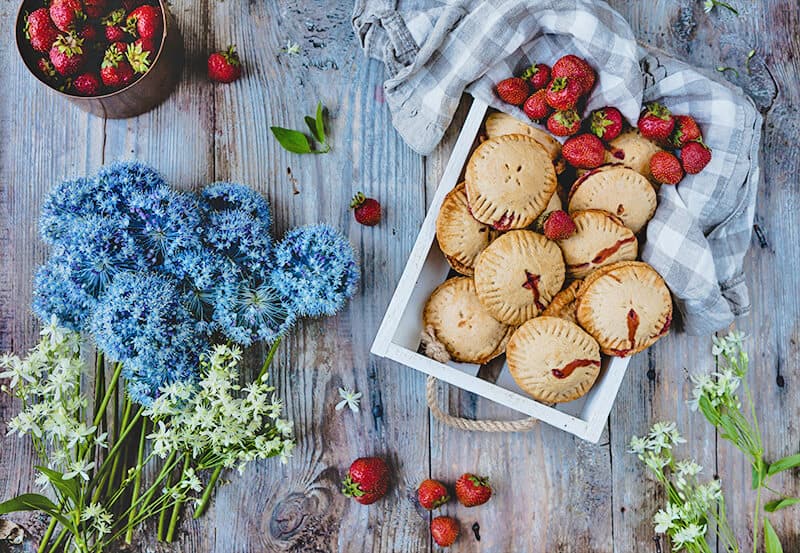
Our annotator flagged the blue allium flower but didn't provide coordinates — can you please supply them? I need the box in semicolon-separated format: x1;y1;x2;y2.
272;224;359;317
128;188;203;267
203;209;272;278
202;182;272;228
213;276;296;347
166;247;239;322
32;256;97;331
90;271;207;404
94;161;169;214
39;177;106;246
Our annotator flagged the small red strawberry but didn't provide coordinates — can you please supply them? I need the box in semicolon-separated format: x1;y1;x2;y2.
100;44;135;88
521;62;550;91
417;479;449;510
523;89;551;121
78;22;100;42
36;57;58;80
545;76;582;111
589;107;623;141
110;41;128;55
126;5;162;39
562;133;606;169
536;210;577;241
101;8;128;42
134;36;157;55
125;41;151;73
49;33;85;76
72;72;101;96
495;77;530;106
350;192;381;226
680;140;712;174
546;109;581;137
83;0;106;18
430;516;460;547
552;54;596;95
49;0;85;32
649;151;684;185
341;457;390;505
637;102;675;143
25;8;60;53
208;46;243;83
454;473;492;507
670;114;702;148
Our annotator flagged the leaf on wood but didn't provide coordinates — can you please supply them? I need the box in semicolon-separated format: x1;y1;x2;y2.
767;453;800;476
764;518;784;553
764;497;800;513
35;465;79;503
315;101;326;144
270;127;312;154
0;494;73;532
304;116;322;143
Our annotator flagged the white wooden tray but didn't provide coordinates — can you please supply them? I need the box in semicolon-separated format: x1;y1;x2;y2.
371;97;630;443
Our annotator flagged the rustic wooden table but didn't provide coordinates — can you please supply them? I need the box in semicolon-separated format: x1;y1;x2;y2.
1;1;798;552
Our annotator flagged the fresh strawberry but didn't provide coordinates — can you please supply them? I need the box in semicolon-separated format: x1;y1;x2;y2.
562;133;606;169
680;140;712;174
545;76;582;111
100;44;135;88
49;33;85;76
341;457;390;505
649;151;684;185
521;62;550;91
430;516;460;547
589;107;623;141
417;479;449;510
36;57;58;80
49;0;85;32
110;41;128;55
25;8;60;53
126;5;162;39
101;8;128;42
78;22;100;42
535;210;577;241
134;36;157;55
125;41;151;73
637;102;675;143
455;473;492;507
73;72;101;95
350;192;381;226
495;77;530;106
546;109;581;137
523;89;551;121
83;0;106;18
552;54;596;95
670;114;702;148
208;46;243;83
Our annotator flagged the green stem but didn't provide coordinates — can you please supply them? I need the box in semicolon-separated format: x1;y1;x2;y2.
37;517;57;553
258;338;282;381
92;362;124;429
753;480;762;553
101;397;133;499
166;454;191;542
125;419;148;543
136;451;177;518
93;351;104;425
193;465;223;519
45;528;68;553
157;469;173;542
91;408;142;495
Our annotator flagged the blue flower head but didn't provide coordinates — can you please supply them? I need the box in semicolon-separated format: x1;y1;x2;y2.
272;224;359;317
128;188;203;267
32;256;98;331
166;247;239;323
203;209;272;278
90;271;207;404
94;161;169;214
202;182;272;229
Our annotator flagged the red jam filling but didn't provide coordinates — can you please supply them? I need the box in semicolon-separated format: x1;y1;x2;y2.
522;271;545;311
627;308;640;348
552;358;601;379
591;236;636;264
493;213;512;231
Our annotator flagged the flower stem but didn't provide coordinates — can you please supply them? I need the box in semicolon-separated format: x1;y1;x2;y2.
193;465;223;519
258;338;282;381
102;396;133;498
93;351;105;426
166;454;191;542
157;468;174;541
753;477;763;553
37;517;57;553
125;419;148;543
92;362;124;429
45;528;68;553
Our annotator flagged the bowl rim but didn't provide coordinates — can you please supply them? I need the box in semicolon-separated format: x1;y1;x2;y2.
14;0;171;100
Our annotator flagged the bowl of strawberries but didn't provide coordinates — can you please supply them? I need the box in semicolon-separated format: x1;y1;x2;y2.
15;0;183;118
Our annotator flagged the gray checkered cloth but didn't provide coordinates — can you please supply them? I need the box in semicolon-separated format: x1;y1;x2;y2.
353;0;762;335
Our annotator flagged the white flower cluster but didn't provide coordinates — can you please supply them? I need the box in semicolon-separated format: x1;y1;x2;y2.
688;331;748;412
629;421;686;472
144;344;295;472
0;317;104;476
80;502;113;537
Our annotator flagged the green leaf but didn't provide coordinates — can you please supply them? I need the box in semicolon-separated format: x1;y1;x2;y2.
764;518;784;553
767;453;800;476
315;101;326;144
35;466;79;503
752;458;769;489
698;396;721;427
269;127;312;154
0;494;74;531
765;498;800;513
304;116;322;143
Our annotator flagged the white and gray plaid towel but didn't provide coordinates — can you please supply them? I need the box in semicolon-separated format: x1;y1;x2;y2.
353;0;762;336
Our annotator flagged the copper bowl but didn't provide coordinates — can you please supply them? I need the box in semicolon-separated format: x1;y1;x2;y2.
15;0;184;119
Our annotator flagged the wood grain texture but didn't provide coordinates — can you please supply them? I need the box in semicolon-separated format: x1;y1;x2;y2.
1;0;799;552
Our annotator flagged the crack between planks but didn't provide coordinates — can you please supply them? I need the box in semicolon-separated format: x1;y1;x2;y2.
608;419;617;553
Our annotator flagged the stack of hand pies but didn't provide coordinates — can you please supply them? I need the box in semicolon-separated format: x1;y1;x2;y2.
423;112;673;404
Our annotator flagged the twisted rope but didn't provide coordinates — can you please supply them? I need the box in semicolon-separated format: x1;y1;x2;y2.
425;376;538;432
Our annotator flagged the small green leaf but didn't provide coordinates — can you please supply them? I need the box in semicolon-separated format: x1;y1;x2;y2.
751;458;769;489
716;66;740;78
765;498;800;512
767;453;800;476
35;466;79;504
0;494;74;531
764;518;784;553
270;127;312;154
698;396;721;427
304;116;322;143
315;101;326;144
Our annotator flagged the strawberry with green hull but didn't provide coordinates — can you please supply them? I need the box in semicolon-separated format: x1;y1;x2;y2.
649;151;684;185
562;133;605;169
208;46;243;83
638;102;675;143
670;114;702;148
455;473;492;507
545;76;582;110
126;42;152;74
351;192;381;226
535;210;577;241
431;516;460;547
547;109;581;136
417;479;449;510
101;43;135;89
523;89;551;121
126;5;163;40
495;77;530;106
49;0;85;32
681;140;712;174
521;62;550;91
50;33;86;76
341;457;390;505
73;72;102;96
134;36;158;56
25;8;60;53
552;54;596;95
590;107;623;141
101;8;128;42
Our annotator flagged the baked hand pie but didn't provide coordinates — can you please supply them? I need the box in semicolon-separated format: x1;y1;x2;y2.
436;182;497;276
557;209;638;279
484;112;566;174
605;129;663;182
542;280;583;324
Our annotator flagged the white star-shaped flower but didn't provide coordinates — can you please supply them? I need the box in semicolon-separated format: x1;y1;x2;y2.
282;41;301;55
336;387;362;413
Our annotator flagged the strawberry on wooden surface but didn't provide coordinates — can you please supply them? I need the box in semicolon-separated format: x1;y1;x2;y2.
455;473;492;507
208;46;243;83
417;479;449;510
341;457;390;505
351;192;381;226
430;516;460;547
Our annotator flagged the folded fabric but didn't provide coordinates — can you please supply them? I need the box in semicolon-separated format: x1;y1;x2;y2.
352;0;762;335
